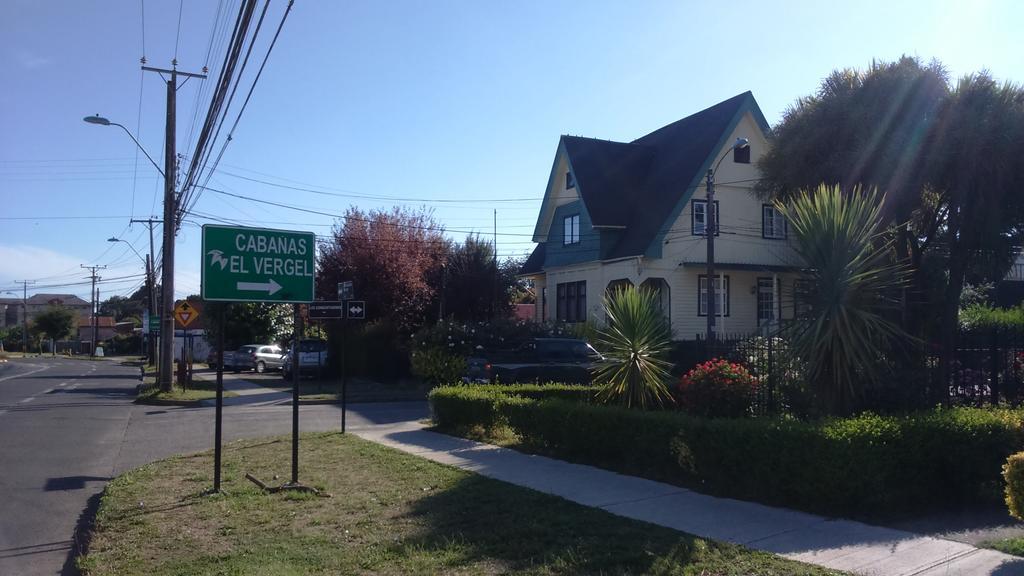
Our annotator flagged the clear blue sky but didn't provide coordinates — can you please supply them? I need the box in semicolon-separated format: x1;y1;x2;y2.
2;0;1021;303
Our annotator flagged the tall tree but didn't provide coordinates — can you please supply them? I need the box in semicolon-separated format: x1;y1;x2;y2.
757;57;1024;353
33;305;77;354
440;235;521;323
99;294;145;323
203;302;294;350
318;206;449;331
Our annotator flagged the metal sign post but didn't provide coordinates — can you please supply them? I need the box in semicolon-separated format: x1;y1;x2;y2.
201;224;315;492
342;300;367;433
291;305;302;484
214;305;225;492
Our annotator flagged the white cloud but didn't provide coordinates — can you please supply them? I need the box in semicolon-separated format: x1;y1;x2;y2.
16;49;51;70
0;244;144;301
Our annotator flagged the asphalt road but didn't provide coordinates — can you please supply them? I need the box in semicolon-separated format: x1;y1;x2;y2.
0;357;428;576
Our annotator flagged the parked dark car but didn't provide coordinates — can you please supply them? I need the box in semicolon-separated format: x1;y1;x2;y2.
206;349;237;371
282;339;329;379
233;344;286;373
464;338;604;384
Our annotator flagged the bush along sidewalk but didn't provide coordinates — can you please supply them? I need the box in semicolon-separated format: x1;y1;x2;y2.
429;385;1024;520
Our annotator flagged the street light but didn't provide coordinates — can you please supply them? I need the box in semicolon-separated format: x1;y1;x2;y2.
108;237;155;363
83;116;165;178
86;111;175;389
107;237;146;266
705;137;750;345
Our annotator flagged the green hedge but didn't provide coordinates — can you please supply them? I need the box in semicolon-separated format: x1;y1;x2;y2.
430;387;1024;518
428;384;594;431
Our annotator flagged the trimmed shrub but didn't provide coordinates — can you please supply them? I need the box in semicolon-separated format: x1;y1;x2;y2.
1004;452;1024;520
675;359;756;418
432;386;1024;518
411;347;466;386
428;384;593;432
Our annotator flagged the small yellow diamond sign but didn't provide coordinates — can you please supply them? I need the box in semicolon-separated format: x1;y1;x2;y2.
174;301;199;328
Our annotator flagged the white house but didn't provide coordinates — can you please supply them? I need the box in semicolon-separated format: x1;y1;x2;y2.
519;92;805;340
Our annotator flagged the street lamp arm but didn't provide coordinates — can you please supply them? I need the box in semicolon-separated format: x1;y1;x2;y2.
108;238;147;266
109;122;165;178
710;137;751;179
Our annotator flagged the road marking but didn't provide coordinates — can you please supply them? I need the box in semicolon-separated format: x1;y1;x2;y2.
41;388;54;394
0;364;50;382
19;397;34;404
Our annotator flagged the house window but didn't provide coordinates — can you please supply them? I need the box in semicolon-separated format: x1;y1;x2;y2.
762;205;787;239
691;200;720;236
734;145;751;164
563;214;580;245
556;280;587;323
565;171;576;189
757;278;781;325
698;275;729;317
794;279;812;318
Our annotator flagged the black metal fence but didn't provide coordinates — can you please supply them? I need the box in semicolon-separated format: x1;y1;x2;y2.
679;327;1024;415
942;328;1024;407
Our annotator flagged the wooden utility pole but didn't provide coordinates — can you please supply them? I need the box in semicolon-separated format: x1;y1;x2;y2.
81;265;107;357
705;169;717;345
142;65;206;391
14;280;35;354
131;218;161;366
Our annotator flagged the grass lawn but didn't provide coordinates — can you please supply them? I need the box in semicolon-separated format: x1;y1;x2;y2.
981;537;1024;557
137;365;237;404
79;433;844;576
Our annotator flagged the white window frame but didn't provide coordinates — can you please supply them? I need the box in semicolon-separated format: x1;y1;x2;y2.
762;204;787;239
692;200;720;236
757;277;780;324
698;275;729;317
563;214;580;245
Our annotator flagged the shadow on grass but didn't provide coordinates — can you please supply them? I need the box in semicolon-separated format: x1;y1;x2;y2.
62;490;101;576
393;473;709;574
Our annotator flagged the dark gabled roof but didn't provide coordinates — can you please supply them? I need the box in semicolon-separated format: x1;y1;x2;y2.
519;243;546;275
561;137;654;227
608;91;754;259
28;293;90;306
546;91;762;260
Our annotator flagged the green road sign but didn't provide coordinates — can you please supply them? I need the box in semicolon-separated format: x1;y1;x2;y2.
201;224;316;303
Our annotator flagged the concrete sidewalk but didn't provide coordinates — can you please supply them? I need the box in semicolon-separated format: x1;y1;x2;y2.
352;422;1024;576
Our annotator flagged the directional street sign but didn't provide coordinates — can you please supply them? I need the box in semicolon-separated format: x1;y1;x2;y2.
309;301;344;319
346;300;366;320
201;224;316;303
338;281;354;301
174;301;199;327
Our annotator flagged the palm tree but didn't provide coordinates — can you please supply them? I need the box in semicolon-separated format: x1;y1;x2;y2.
593;286;674;409
778;184;911;415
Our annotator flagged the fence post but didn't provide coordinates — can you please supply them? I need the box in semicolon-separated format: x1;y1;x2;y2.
991;326;1000;406
767;334;776;415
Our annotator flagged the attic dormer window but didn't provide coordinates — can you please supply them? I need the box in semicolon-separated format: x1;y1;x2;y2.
734;145;750;164
566;171;576;189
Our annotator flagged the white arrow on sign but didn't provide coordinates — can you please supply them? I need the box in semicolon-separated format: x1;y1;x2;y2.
237;279;283;296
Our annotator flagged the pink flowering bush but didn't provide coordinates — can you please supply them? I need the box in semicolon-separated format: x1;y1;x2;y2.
675;359;756;418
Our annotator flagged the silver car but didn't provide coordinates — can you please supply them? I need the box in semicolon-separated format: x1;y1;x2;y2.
233;344;285;373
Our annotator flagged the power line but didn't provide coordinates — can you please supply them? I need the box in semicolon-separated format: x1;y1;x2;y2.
180;0;294;221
